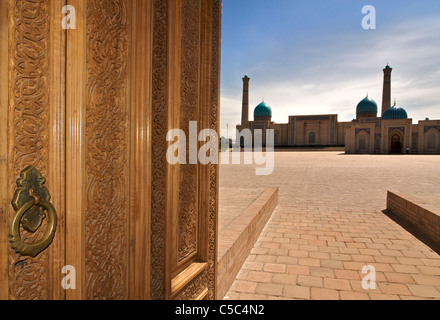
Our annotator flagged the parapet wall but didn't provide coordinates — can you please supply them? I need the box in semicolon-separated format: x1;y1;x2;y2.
217;188;278;300
387;191;440;249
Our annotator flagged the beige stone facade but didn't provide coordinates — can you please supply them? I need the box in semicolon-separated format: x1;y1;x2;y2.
237;67;440;154
237;112;348;148
345;118;440;154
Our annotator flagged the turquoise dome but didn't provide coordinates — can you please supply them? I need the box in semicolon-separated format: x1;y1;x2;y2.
382;104;408;120
356;96;378;115
254;101;272;118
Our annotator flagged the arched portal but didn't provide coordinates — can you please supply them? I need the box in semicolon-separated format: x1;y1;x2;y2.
427;132;436;149
390;134;402;154
309;132;316;145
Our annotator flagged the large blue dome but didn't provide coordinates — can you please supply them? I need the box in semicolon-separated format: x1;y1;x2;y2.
356;96;378;115
254;101;272;118
382;104;408;120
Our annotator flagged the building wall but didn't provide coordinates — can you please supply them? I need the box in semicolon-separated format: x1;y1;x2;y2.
288;115;339;146
237;111;440;154
411;124;419;153
337;122;350;145
345;122;376;154
380;119;413;154
418;120;440;154
271;123;289;146
345;118;440;154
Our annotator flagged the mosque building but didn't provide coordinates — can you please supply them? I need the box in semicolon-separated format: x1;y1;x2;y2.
236;65;440;154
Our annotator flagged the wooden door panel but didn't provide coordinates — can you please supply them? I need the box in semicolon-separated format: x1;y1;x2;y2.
150;0;221;300
0;0;66;300
175;0;202;275
1;0;220;300
0;0;8;300
167;0;220;300
66;0;134;300
83;0;131;300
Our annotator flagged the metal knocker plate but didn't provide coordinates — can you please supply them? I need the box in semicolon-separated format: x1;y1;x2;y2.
9;166;57;258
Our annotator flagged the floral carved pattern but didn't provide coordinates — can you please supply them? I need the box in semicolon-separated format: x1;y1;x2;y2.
85;0;129;300
207;0;221;300
173;269;209;301
9;0;51;300
178;0;201;263
151;0;169;300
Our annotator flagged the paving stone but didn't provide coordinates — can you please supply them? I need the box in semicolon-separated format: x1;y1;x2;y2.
324;278;352;291
407;285;440;299
298;257;321;267
334;269;361;280
247;271;273;283
297;275;324;288
384;272;415;284
255;283;284;296
230;281;257;294
263;263;287;274
411;275;440;286
282;285;311;300
271;274;298;285
392;264;420;274
339;291;369;300
369;293;400;300
311;287;340;300
286;265;310;276
377;283;411;296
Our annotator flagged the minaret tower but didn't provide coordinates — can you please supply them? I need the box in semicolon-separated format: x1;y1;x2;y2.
241;74;250;125
382;64;392;116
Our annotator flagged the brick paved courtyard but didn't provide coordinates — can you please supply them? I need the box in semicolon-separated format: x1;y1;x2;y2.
220;152;440;300
220;152;440;210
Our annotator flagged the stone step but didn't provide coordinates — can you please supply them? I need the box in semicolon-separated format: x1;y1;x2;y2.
217;187;278;299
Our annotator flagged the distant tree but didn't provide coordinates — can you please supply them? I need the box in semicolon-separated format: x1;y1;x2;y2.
219;136;232;152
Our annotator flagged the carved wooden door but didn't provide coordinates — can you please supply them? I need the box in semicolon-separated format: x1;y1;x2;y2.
0;0;220;300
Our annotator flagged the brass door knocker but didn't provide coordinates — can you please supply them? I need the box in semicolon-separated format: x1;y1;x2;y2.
9;166;57;258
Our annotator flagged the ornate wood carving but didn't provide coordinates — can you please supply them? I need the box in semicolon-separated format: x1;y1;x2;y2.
207;0;221;300
172;0;220;300
4;0;219;301
178;0;201;263
85;0;129;300
8;0;51;300
151;0;168;300
173;269;208;301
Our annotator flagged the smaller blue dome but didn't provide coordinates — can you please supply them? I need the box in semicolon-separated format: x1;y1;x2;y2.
356;96;378;115
382;104;408;120
254;101;272;118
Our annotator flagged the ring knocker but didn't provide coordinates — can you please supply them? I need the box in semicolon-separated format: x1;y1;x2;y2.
9;166;57;258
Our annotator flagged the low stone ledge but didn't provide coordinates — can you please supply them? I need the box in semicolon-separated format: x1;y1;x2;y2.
217;187;278;300
387;191;440;250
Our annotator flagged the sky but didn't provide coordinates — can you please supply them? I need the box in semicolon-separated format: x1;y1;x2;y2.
220;0;440;131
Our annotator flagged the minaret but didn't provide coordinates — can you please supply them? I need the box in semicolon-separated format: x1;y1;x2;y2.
241;74;250;125
382;64;392;116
